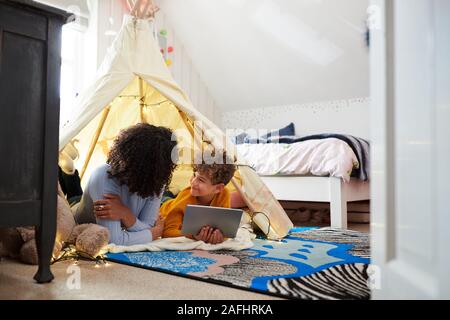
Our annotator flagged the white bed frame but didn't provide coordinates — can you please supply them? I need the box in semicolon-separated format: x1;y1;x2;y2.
260;176;370;229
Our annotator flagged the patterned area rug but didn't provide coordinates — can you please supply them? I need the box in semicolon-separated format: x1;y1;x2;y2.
106;227;371;300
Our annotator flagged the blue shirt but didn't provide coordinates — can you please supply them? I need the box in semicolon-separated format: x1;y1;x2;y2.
75;164;161;246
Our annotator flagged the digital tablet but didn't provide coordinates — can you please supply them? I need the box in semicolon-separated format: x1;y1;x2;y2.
181;205;243;238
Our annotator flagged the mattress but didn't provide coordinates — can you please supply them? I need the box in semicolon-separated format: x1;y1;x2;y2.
235;138;359;182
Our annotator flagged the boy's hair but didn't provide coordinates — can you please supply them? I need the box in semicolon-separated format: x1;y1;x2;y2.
107;123;177;198
192;151;236;186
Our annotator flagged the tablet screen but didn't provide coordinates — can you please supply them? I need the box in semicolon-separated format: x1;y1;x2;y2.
181;205;243;238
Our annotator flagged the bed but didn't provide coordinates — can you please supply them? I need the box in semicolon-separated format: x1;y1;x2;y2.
234;133;370;229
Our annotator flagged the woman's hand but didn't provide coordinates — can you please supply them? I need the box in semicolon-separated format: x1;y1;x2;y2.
150;216;165;240
194;226;224;244
94;194;135;228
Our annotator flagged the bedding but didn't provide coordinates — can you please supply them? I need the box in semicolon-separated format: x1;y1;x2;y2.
235;138;359;182
231;122;296;144
289;134;370;181
237;134;370;181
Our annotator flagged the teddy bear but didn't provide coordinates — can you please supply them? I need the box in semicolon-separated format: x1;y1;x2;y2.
0;184;110;265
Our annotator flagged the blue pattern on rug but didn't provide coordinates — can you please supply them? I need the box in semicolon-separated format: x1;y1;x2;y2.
106;228;371;299
248;236;370;291
109;251;216;274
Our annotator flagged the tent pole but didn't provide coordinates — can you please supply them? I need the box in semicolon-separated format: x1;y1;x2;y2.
80;105;111;180
179;112;194;136
179;112;202;163
139;77;145;122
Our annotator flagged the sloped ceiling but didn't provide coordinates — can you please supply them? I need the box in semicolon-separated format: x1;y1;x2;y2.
157;0;369;111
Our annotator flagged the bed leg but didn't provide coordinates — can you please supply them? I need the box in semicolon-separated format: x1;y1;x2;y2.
329;178;348;229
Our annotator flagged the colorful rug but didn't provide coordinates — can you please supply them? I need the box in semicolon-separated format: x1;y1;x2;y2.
106;228;371;300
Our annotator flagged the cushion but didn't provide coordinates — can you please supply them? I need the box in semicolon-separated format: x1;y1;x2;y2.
244;135;300;144
233;132;249;144
260;122;295;139
231;123;296;145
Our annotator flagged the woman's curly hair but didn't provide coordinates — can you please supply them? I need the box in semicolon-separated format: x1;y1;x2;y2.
107;123;178;198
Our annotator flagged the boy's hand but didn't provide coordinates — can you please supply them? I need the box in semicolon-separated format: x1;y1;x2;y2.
208;229;224;245
151;216;165;240
193;226;212;242
194;226;224;244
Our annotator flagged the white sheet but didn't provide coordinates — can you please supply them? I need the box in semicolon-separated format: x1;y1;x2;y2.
235;138;359;182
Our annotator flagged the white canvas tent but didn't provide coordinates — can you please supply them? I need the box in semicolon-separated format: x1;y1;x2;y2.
59;15;293;240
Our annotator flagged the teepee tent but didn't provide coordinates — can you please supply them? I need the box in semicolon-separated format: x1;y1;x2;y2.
59;14;293;240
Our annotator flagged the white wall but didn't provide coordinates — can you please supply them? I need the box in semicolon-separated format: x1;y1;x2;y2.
222;97;370;139
158;0;370;112
153;13;220;123
34;0;89;20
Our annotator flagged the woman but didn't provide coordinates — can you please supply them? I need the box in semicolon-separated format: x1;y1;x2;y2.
75;123;177;246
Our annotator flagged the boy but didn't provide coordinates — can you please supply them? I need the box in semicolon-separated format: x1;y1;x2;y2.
160;153;236;244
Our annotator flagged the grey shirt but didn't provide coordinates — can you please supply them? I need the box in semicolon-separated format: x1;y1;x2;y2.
75;164;161;246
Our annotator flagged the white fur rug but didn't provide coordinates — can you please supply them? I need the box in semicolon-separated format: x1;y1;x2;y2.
105;226;255;253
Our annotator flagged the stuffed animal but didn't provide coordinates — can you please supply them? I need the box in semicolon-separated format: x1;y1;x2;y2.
0;185;109;265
